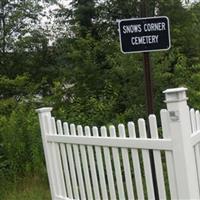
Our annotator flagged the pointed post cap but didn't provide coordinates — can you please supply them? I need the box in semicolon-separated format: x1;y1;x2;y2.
163;87;188;103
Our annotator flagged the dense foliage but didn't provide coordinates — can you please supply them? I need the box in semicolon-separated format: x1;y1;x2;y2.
1;0;200;197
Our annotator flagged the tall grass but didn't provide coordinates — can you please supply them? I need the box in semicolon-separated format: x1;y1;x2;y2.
0;103;51;199
0;175;51;200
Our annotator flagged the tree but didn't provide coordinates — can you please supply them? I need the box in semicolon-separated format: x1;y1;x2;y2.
1;1;200;197
70;0;96;37
0;0;43;54
0;0;60;103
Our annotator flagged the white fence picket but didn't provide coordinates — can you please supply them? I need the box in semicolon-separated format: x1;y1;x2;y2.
100;126;116;200
77;125;93;200
138;119;155;199
190;109;197;132
92;127;108;200
196;110;200;130
42;113;56;198
192;110;200;189
70;124;86;199
47;117;59;197
109;125;125;200
160;110;178;199
118;124;135;200
51;117;67;198
57;120;73;198
128;122;145;200
149;115;167;199
85;126;101;200
63;122;79;199
194;142;200;191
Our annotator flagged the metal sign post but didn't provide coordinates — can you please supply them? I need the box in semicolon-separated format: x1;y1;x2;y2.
143;51;154;114
140;0;155;116
118;2;171;199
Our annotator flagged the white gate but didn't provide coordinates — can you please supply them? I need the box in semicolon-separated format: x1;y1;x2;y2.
37;88;200;200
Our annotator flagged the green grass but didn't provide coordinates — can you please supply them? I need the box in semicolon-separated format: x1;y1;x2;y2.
0;175;51;200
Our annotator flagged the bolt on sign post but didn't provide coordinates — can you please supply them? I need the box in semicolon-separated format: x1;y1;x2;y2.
118;15;171;200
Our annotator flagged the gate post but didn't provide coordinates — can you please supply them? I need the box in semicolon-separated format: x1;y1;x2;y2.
36;107;55;199
163;88;199;199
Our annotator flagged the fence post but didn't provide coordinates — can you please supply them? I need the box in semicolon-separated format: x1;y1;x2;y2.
163;87;199;199
36;107;55;199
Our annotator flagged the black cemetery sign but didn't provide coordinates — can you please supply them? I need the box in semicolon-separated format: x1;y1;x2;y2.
118;16;171;53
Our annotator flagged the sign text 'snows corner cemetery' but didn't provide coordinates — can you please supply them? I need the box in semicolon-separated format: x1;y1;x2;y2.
118;16;171;53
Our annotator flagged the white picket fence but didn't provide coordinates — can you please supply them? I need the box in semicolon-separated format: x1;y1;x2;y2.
37;88;200;200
